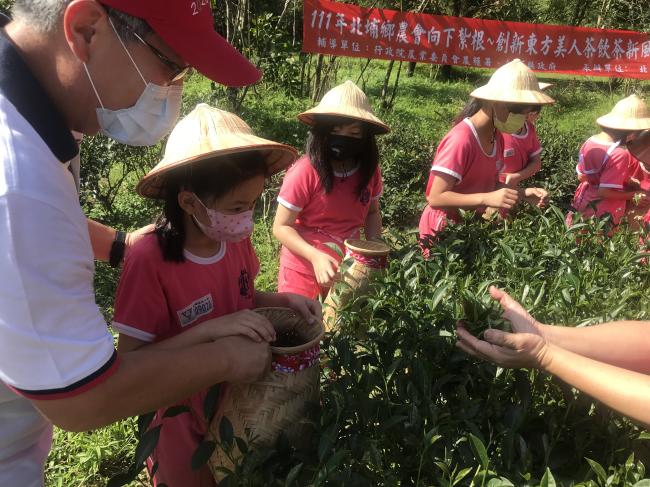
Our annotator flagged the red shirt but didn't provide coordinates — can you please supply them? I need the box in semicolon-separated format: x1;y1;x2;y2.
572;137;635;224
423;118;505;222
112;233;259;343
277;155;383;274
501;121;542;175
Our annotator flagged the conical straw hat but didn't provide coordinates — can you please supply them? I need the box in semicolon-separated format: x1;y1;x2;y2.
137;104;297;199
470;59;555;105
629;130;650;165
596;95;650;131
298;80;390;134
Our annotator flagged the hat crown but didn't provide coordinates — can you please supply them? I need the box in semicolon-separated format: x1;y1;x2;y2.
486;59;539;92
609;95;650;119
162;103;253;163
317;80;374;114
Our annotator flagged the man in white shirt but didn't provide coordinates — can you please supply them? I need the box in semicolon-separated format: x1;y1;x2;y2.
0;2;271;485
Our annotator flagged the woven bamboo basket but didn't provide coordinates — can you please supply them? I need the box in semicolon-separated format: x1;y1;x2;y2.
323;239;390;332
207;307;324;480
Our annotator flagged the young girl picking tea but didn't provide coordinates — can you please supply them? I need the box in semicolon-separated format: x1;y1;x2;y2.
111;104;321;487
273;80;389;298
419;59;552;247
499;82;551;188
568;95;650;230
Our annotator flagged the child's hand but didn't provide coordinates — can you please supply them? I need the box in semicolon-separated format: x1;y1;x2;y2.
212;310;276;343
524;187;549;207
483;188;519;209
310;250;340;288
282;292;322;326
504;173;522;187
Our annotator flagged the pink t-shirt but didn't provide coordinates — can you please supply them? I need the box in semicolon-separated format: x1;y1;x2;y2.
632;158;650;191
112;233;259;487
420;118;504;236
277;155;383;274
572;137;634;224
113;234;259;342
501;121;542;175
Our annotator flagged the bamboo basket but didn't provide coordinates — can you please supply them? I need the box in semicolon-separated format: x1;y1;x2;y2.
323;239;390;332
207;307;324;480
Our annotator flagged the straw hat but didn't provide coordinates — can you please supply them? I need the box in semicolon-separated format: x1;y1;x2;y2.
137;104;298;199
596;95;650;131
629;130;650;165
298;80;390;134
470;59;555;105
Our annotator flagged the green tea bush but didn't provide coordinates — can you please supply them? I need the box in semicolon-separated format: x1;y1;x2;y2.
208;207;650;486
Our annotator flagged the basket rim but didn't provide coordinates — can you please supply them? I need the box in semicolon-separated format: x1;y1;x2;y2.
254;307;325;353
344;238;390;256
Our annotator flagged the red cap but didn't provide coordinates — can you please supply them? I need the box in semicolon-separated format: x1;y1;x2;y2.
99;0;261;87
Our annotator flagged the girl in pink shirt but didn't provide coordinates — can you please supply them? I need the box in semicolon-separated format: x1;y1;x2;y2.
500;106;543;188
112;105;321;487
273;81;390;298
568;95;650;229
419;59;552;246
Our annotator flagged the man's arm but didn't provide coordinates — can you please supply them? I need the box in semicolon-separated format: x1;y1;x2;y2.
87;219;153;263
32;337;270;432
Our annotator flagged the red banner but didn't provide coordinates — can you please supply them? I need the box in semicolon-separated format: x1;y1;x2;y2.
303;0;650;79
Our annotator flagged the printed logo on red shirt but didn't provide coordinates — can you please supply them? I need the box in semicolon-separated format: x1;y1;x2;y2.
504;148;515;158
177;294;214;327
239;270;251;298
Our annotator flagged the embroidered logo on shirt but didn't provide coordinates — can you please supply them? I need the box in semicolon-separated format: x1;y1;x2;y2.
360;188;371;205
504;148;515;158
177;294;214;327
239;269;251;298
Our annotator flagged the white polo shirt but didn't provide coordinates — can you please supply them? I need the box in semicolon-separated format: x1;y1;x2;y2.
0;16;118;486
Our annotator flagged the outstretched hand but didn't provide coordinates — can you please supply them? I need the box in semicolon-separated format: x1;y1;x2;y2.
455;286;551;369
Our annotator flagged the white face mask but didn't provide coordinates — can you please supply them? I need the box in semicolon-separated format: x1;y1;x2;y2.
192;195;254;243
83;19;182;146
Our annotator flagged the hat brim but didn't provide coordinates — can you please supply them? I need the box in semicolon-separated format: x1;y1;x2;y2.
298;110;390;135
596;115;650;131
470;85;555;105
148;18;261;87
137;138;297;199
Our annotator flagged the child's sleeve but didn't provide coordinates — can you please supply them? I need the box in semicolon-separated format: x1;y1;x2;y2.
277;159;313;213
599;151;632;190
112;251;170;343
371;166;383;200
527;124;543;160
431;129;471;183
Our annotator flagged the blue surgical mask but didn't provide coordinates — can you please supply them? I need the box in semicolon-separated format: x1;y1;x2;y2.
83;19;182;146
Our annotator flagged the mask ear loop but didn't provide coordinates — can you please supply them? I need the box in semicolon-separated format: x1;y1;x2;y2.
83;63;105;109
108;17;148;87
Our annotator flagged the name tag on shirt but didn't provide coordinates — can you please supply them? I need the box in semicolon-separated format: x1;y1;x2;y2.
177;294;214;327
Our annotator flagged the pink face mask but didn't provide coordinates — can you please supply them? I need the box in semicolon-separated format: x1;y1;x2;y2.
192;195;254;242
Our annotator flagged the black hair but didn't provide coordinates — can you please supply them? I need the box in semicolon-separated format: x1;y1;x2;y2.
154;151;267;262
306;117;379;195
453;97;483;126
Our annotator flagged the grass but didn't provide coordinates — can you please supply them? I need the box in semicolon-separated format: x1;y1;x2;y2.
47;59;650;486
